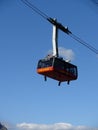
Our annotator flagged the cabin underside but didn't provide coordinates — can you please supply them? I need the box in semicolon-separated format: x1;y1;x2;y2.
37;66;77;82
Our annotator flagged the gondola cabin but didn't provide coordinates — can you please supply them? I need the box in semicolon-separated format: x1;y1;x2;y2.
37;56;78;85
37;20;78;85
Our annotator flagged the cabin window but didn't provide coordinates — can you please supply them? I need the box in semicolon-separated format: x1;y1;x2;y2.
68;67;77;76
38;58;53;68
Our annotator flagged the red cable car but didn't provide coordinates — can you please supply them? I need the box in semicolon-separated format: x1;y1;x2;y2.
37;19;78;85
37;56;78;85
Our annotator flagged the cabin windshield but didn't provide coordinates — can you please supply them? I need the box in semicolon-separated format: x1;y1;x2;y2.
69;67;77;76
37;58;53;68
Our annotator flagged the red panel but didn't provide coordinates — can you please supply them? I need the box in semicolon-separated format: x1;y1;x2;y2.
37;67;77;82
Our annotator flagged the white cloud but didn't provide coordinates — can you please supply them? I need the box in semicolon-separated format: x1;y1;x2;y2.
48;47;75;61
58;47;75;61
16;122;98;130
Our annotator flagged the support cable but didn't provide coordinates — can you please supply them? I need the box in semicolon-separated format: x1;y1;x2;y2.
21;0;49;20
69;33;98;54
21;0;98;55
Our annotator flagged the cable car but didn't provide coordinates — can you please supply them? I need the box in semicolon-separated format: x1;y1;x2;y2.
37;19;78;85
37;56;78;85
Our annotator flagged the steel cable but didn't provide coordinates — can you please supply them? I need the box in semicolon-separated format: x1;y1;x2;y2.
21;0;98;55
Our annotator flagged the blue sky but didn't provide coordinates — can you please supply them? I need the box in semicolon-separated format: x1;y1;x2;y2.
0;0;98;129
